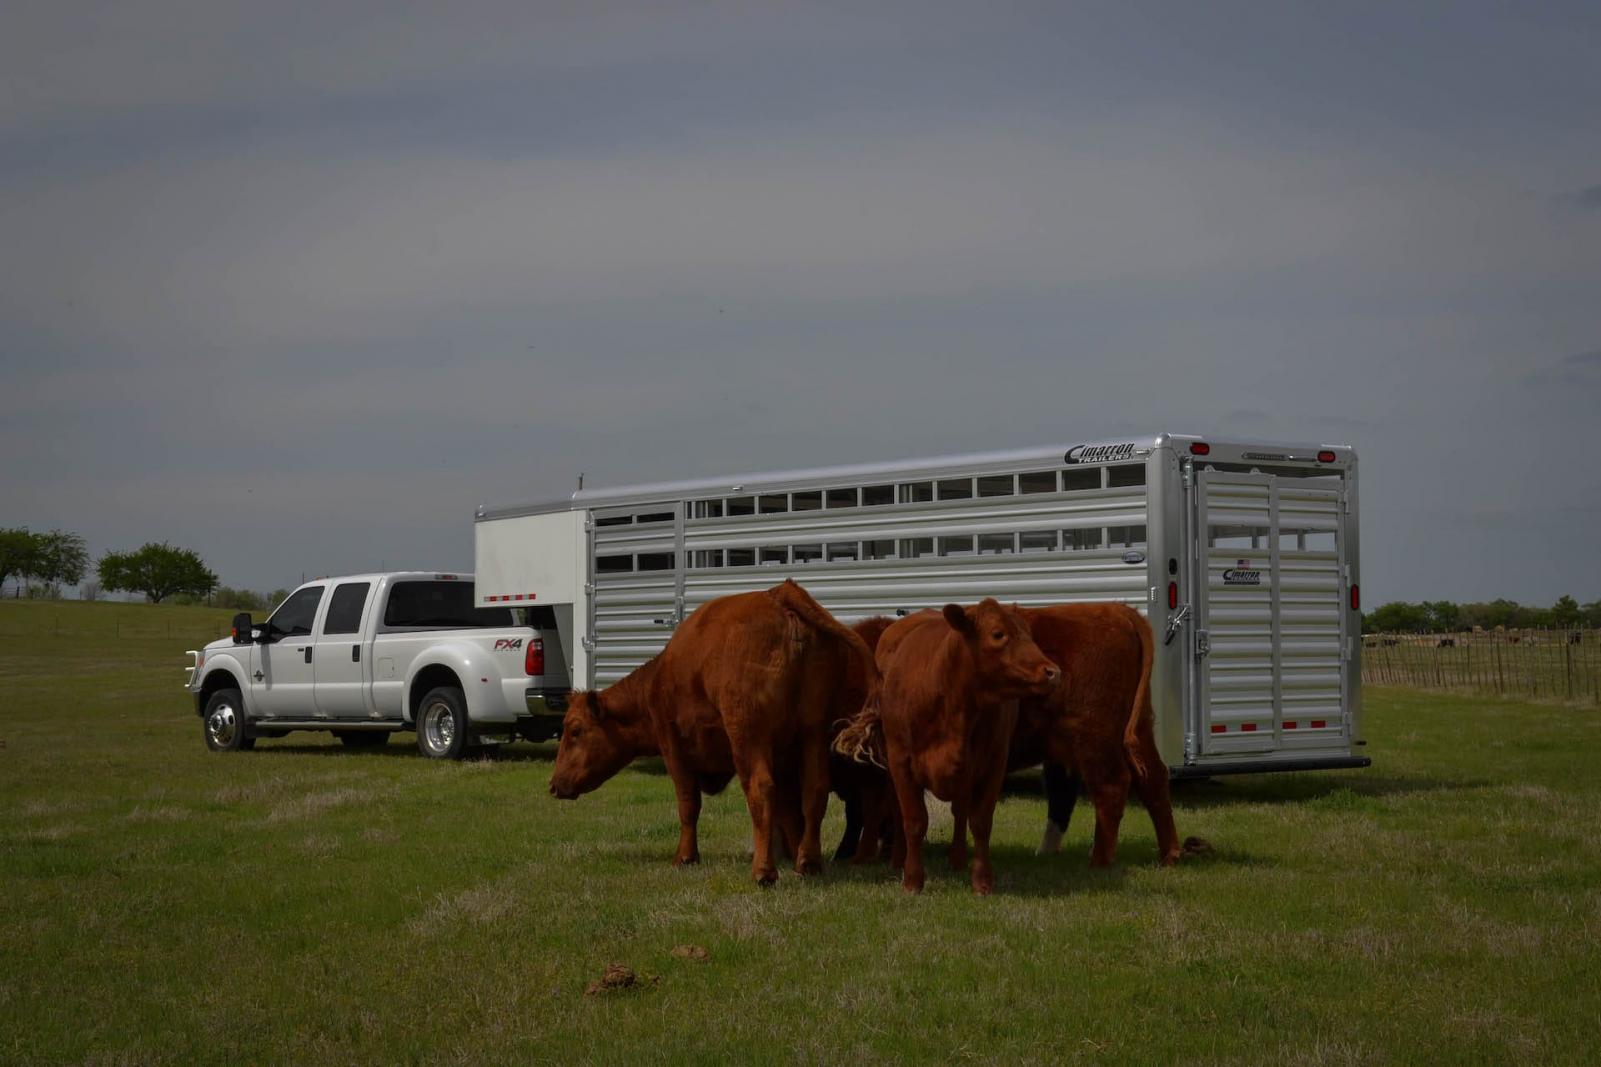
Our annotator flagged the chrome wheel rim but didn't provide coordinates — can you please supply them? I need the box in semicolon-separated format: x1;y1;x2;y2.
207;703;238;747
422;701;455;755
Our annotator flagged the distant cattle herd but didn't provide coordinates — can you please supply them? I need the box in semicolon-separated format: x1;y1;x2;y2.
550;579;1204;894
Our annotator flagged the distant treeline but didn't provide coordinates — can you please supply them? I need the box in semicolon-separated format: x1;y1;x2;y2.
1363;595;1599;634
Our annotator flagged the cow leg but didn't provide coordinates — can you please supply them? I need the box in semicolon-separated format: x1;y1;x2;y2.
852;781;888;864
889;761;929;893
1087;775;1130;867
792;736;829;875
1038;761;1081;855
1128;723;1181;865
834;785;863;863
947;795;969;871
733;752;782;886
968;756;1011;896
667;771;702;867
774;782;803;864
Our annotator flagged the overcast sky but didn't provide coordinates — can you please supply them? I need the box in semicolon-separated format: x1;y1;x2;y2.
3;2;1598;604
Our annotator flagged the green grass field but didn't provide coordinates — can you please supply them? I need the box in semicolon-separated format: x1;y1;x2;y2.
3;599;1599;1065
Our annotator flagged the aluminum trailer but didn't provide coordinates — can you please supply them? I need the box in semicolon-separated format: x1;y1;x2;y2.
474;434;1368;776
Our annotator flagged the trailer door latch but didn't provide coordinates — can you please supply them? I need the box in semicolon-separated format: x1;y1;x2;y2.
1163;604;1192;646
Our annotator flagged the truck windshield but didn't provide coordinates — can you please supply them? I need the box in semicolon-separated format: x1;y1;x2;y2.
383;581;514;629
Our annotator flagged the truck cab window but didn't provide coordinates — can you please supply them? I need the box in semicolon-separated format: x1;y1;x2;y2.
384;581;512;628
266;586;324;639
322;582;370;635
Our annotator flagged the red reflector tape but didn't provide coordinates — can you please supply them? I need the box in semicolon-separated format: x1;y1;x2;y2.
1310;719;1327;729
1241;723;1257;732
1210;724;1226;734
1284;721;1298;729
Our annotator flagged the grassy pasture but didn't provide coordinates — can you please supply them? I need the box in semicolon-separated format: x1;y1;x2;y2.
2;599;1600;1065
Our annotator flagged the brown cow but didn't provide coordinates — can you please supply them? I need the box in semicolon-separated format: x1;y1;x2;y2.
949;603;1188;868
835;600;1060;894
548;579;878;884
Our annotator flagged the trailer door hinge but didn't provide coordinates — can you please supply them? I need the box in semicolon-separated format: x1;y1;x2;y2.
580;634;596;652
1196;629;1210;656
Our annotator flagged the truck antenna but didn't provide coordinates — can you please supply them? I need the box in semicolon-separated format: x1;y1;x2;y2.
577;472;585;491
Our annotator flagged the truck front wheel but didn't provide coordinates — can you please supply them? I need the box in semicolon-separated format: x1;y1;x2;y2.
416;687;470;760
203;688;256;752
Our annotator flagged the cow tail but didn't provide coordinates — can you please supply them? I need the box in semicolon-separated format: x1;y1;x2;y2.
1123;606;1155;781
773;580;886;767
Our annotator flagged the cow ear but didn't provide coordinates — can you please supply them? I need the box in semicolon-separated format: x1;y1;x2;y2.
589;691;607;722
942;603;974;635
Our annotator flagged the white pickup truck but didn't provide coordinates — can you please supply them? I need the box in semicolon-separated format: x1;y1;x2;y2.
185;572;571;759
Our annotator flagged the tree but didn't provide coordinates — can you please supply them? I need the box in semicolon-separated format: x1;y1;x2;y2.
1584;600;1601;629
0;527;39;595
98;542;218;604
1368;601;1430;633
1423;600;1462;633
1551;595;1582;629
33;529;88;587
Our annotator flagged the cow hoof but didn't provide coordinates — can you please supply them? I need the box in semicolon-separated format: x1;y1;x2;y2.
1037;822;1065;855
972;881;993;897
796;857;823;876
754;869;779;886
901;874;925;893
673;853;701;867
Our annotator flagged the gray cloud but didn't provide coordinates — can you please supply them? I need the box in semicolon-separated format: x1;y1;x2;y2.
1557;184;1601;210
3;3;1600;605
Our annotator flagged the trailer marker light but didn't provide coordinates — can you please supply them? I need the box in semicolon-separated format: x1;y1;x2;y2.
1284;721;1298;729
1167;582;1178;610
1210;724;1226;734
526;636;545;677
1317;450;1337;463
1350;584;1360;611
1189;442;1211;456
1241;722;1258;732
1310;719;1327;729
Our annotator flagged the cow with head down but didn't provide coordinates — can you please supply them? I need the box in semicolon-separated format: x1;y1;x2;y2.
549;579;879;885
835;599;1060;894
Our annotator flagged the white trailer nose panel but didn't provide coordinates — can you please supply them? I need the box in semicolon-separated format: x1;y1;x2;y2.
1196;470;1349;757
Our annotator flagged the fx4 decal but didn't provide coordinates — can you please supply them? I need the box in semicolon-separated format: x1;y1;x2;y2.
494;638;525;652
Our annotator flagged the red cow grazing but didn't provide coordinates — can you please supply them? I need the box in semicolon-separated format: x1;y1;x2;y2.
549;580;879;884
951;603;1190;867
835;600;1060;894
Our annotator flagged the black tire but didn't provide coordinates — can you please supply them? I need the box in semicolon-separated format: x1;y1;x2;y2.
337;731;388;749
202;688;256;752
415;686;471;760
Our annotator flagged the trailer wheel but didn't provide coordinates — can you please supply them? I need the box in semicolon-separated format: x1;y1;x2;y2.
416;687;470;760
203;688;256;752
337;731;388;749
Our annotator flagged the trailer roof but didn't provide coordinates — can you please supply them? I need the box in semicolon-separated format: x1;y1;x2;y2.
475;432;1354;521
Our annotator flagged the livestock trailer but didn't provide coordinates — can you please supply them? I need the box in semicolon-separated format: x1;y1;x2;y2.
474;434;1368;776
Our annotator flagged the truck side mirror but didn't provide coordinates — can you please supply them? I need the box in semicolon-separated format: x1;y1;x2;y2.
231;613;253;644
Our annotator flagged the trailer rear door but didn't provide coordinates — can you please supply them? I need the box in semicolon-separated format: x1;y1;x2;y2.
1194;469;1349;758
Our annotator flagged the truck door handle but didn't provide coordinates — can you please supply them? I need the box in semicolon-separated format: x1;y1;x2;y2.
351;645;360;663
302;646;312;664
